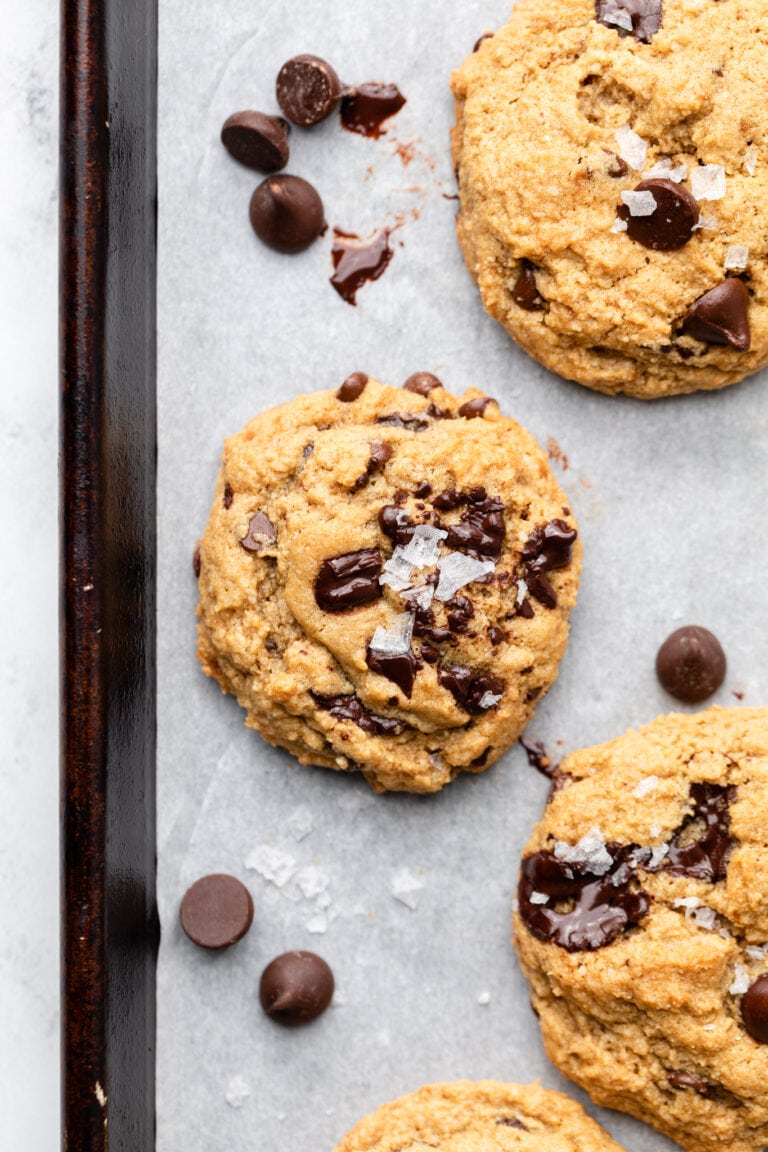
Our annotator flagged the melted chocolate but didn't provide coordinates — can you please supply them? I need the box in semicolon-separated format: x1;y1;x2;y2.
340;83;406;138
458;396;495;418
445;494;505;560
311;691;403;735
240;511;277;553
667;1070;714;1097
314;548;383;612
330;228;393;305
432;488;466;511
661;783;735;882
596;0;662;42
366;645;420;698
375;411;429;431
519;738;558;779
438;666;504;714
520;519;577;609
378;504;414;546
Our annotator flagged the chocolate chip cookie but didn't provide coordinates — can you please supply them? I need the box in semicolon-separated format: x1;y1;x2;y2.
196;375;581;792
331;1080;627;1152
514;707;768;1152
452;0;768;398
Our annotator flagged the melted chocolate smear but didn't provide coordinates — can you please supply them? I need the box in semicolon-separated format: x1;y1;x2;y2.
366;645;420;698
375;411;429;431
439;666;504;714
240;511;277;553
446;494;505;560
596;0;663;43
314;548;383;612
512;261;544;311
340;83;406;138
521;519;577;608
519;737;558;779
193;544;201;578
661;783;735;882
667;1070;714;1097
458;396;495;418
433;488;467;511
518;847;650;952
311;691;403;736
330;228;393;305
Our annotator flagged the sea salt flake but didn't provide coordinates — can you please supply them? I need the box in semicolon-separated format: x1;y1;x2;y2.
286;807;314;842
477;991;491;1006
718;925;733;940
398;524;448;568
674;896;702;910
369;612;415;656
610;217;629;233
391;867;424;910
553;827;614;876
730;963;750;996
529;891;550;905
615;124;647;171
644;158;687;182
305;912;328;934
693;907;718;931
692;213;718;231
621;190;657;216
724;244;749;270
691;164;726;202
746;944;768;960
435;553;495;600
380;550;415;591
702;1023;716;1032
602;6;634;29
403;583;435;610
295;864;329;900
649;844;669;869
516;578;529;604
478;691;502;710
244;845;296;888
634;775;659;798
745;148;758;176
225;1076;252;1109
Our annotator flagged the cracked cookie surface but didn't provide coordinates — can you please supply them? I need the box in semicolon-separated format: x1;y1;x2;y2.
514;707;768;1152
452;0;768;398
331;1080;627;1152
196;376;580;793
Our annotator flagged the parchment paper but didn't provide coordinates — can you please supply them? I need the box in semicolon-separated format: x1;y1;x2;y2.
157;3;768;1149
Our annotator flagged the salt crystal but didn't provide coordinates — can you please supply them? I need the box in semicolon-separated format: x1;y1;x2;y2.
305;912;328;934
633;775;659;798
602;6;634;30
692;907;718;931
435;553;495;600
745;148;758;176
398;524;448;568
746;944;768;960
225;1076;252;1109
621;190;657;216
644;158;687;183
553;827;614;876
692;214;718;231
380;550;414;591
674;896;701;910
615;124;648;171
478;691;502;710
369;612;415;656
610;217;629;233
295;864;329;900
724;244;749;270
691;164;726;202
529;891;549;905
244;845;296;887
718;925;733;940
391;867;424;910
316;890;332;910
516;578;528;604
649;844;669;869
286;807;314;842
403;583;435;610
730;963;750;996
477;991;491;1006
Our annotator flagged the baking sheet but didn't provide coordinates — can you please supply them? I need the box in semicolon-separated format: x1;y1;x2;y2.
157;3;768;1149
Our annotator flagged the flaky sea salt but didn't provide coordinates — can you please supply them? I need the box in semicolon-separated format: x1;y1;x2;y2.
691;164;726;201
633;775;659;798
601;6;634;29
615;124;647;171
745;148;758;176
295;864;329;900
244;845;296;887
674;896;702;910
398;524;448;568
692;907;718;931
435;553;495;600
391;867;424;910
478;691;502;710
621;190;657;216
644;158;687;182
554;827;614;876
724;244;749;270
649;844;669;869
730;963;750;996
286;807;314;842
529;891;549;905
380;550;415;591
477;991;492;1006
746;944;768;960
305;912;329;934
516;578;528;604
610;217;629;233
403;583;434;610
692;214;718;231
225;1076;252;1109
369;612;415;656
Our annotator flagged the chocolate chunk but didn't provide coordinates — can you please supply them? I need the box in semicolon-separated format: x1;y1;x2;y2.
223;482;234;509
375;412;429;431
667;1070;714;1097
512;260;544;311
519;738;558;779
414;480;432;498
618;178;699;251
337;372;368;401
341;83;406;138
420;644;439;663
446;594;474;633
378;504;414;546
741;974;768;1043
275;55;342;126
179;874;254;950
518;847;650;951
656;625;726;703
596;0;663;43
250;174;325;254
425;401;454;421
259;951;334;1027
471;747;491;767
220;110;290;173
524;571;557;609
193;543;201;578
446;496;505;560
682;278;751;351
439;666;504;714
241;511;277;553
353;440;394;489
311;690;402;735
458;396;495;418
433;488;466;511
403;371;442;395
330;228;393;305
314;548;383;612
366;645;420;698
661;783;735;882
522;521;577;571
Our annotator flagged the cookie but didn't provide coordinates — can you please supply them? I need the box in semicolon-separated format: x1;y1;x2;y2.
451;0;768;398
331;1080;627;1152
196;375;581;793
514;707;768;1152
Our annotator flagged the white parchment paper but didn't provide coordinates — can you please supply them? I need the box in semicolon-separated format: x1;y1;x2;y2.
158;3;768;1149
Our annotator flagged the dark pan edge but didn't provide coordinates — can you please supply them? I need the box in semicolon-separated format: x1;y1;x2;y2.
60;1;158;1149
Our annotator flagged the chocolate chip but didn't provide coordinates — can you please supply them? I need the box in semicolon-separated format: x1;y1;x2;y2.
518;847;650;951
337;372;369;401
314;548;383;612
439;666;504;714
193;543;201;578
249;174;325;254
741;974;768;1043
682;278;751;351
471;747;491;767
223;482;234;509
446;595;474;633
667;1070;714;1097
420;644;439;663
403;371;442;395
618;178;699;251
302;442;314;458
596;0;662;43
517;598;535;619
354;440;393;488
375;412;429;431
265;637;278;653
414;480;432;498
523;521;577;571
496;1117;528;1131
603;149;629;178
433;488;466;511
179;874;254;950
366;645;420;698
458;396;495;418
330;228;393;305
524;571;558;609
488;626;504;646
259;951;334;1027
311;690;403;735
656;626;726;703
425;401;454;421
340;83;406;139
275;55;342;127
220;110;290;173
661;783;735;882
446;496;506;560
240;511;277;553
512;260;544;310
519;738;558;779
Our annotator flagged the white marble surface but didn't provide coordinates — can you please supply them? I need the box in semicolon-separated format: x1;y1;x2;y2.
0;1;61;1146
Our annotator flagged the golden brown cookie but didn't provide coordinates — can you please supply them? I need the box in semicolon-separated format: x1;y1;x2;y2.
452;0;768;398
514;707;768;1152
331;1080;627;1152
196;375;581;793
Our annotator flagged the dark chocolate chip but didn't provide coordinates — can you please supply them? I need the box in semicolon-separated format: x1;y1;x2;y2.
518;847;650;951
458;396;495;418
403;371;442;395
488;626;504;646
193;544;201;578
656;625;726;703
275;55;342;127
311;690;403;735
340;83;406;138
432;488;466;511
420;644;439;664
438;666;504;714
220;110;290;173
240;511;277;553
471;746;491;767
519;738;558;779
259;951;334;1026
223;482;234;509
366;645;420;698
496;1117;528;1131
667;1071;714;1097
330;228;393;305
517;598;535;619
682;278;751;351
249;174;325;254
523;521;577;571
265;637;278;653
302;442;314;458
337;372;369;401
512;260;544;311
741;974;768;1043
366;440;393;477
618;178;699;251
414;480;432;498
596;0;663;43
445;495;506;560
314;548;383;612
524;570;557;609
661;783;735;882
179;874;254;950
378;504;414;546
375;412;429;431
